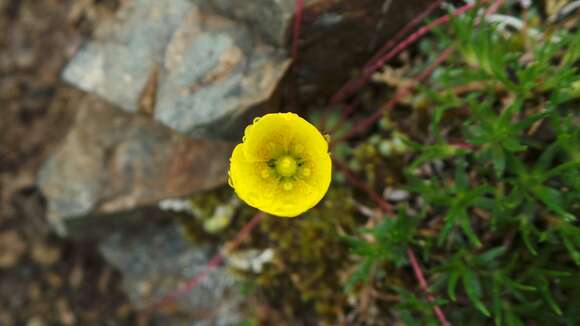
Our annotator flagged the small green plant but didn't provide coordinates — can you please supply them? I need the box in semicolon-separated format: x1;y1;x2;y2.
344;5;579;325
343;209;419;292
156;3;578;324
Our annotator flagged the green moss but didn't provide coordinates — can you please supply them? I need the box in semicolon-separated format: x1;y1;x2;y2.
178;186;245;243
243;187;359;320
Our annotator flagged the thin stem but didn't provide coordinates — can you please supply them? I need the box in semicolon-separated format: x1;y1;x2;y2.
292;0;305;60
364;0;444;71
330;1;478;105
320;0;443;131
407;247;449;326
486;0;504;16
333;47;454;146
333;158;394;214
332;0;504;144
333;158;449;326
143;211;266;312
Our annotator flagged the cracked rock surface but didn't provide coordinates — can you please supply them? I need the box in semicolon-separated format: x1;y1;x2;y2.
63;0;290;139
38;95;233;235
100;221;242;325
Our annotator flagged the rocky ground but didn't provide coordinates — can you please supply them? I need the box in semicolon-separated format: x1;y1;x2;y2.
4;0;556;325
0;0;136;324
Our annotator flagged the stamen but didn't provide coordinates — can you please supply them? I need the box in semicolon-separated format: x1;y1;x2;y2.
275;155;298;177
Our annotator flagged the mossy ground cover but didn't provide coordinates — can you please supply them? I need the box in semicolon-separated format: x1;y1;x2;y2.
181;2;579;324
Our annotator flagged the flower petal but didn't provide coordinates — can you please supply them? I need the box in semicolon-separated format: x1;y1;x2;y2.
229;113;332;217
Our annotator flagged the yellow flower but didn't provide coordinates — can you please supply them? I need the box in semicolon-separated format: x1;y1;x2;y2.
228;113;332;217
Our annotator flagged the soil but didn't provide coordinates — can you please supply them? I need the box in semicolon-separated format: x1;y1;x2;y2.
0;0;136;324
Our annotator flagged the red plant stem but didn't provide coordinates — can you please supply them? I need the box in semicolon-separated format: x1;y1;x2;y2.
144;211;266;312
333;46;454;146
365;0;443;71
450;140;475;150
486;0;504;16
333;158;394;214
333;159;448;325
321;0;442;131
407;247;449;326
292;0;305;60
331;1;480;105
333;0;504;143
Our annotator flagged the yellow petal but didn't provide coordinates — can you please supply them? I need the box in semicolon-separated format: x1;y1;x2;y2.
228;113;332;217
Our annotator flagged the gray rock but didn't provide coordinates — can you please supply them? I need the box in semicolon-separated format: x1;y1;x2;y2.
38;95;234;235
155;7;290;138
63;0;194;116
100;221;242;325
62;0;436;140
63;0;290;139
208;0;296;47
211;0;436;104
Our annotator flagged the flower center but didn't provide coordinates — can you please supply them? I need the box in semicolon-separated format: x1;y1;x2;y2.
275;155;298;177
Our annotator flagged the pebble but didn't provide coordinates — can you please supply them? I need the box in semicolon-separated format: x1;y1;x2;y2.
383;188;410;202
0;230;27;269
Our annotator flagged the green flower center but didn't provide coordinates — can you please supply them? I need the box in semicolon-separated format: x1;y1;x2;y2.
275;155;298;177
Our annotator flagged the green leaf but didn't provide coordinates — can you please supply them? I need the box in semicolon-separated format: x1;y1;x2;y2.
345;258;374;292
498;99;522;127
343;235;379;257
539;269;571;278
539;281;563;316
533;186;576;222
478;246;507;264
448;271;460;302
506;280;536;292
521;227;538;256
506;310;524;326
455;160;469;189
560;231;580;265
502;138;527;152
459;214;482;247
438;217;456;245
492;145;506;178
410;144;465;169
492;278;502;326
462;271;490;317
544;160;580;180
